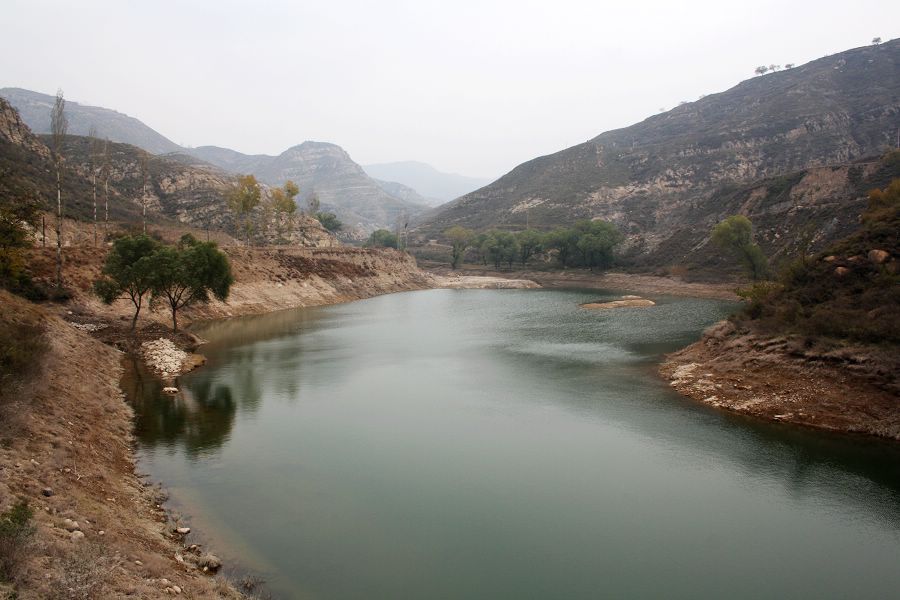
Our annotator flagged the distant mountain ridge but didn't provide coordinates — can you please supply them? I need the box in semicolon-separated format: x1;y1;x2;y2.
0;87;183;155
415;39;900;271
0;87;426;235
363;160;492;204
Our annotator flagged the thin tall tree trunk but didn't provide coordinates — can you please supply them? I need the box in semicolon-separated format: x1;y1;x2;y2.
55;164;62;289
92;170;97;247
104;176;109;233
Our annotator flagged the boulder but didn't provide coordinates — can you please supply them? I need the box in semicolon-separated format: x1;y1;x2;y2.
868;249;890;264
198;554;221;572
834;266;850;277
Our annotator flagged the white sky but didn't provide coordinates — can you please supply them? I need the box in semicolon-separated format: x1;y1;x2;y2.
2;0;898;178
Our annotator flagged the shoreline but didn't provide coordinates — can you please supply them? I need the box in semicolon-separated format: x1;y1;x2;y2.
660;321;900;441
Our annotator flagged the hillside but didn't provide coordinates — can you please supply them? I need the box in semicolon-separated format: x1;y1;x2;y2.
1;87;182;154
363;160;492;204
416;40;900;272
1;88;429;236
662;175;899;438
0;97;336;247
188;142;428;236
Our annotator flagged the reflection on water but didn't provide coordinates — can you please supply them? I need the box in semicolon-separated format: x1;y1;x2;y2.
125;289;900;600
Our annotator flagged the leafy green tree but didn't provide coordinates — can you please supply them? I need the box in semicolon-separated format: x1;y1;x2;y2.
315;212;342;232
482;231;519;269
573;219;623;270
227;174;261;246
93;234;161;329
150;235;233;332
444;226;474;269
515;229;543;266
367;229;398;249
0;188;40;286
711;215;769;280
543;227;579;267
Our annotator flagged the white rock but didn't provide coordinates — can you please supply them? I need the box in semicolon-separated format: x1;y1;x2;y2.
175;527;190;535
70;530;85;541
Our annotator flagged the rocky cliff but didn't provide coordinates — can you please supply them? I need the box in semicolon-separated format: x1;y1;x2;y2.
416;39;900;272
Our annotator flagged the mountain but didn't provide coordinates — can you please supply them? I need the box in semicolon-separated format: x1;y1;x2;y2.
0;87;182;154
363;161;492;205
0;96;336;247
415;39;900;270
1;88;426;236
188;142;428;236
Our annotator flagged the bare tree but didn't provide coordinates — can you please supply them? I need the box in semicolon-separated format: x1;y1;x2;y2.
768;64;780;72
872;37;882;45
784;63;795;69
307;191;320;216
88;126;102;247
102;138;110;235
50;89;68;289
139;154;149;233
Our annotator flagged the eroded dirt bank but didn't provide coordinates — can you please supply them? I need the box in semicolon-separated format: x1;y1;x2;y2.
0;290;246;598
661;321;900;440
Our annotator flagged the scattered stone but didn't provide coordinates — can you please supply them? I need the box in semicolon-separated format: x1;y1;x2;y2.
70;530;85;541
62;518;80;532
99;530;105;536
174;553;185;564
198;554;222;572
175;526;191;535
141;339;189;379
823;255;837;262
135;560;143;566
41;487;54;497
172;585;182;594
868;249;890;264
163;387;179;395
834;266;850;277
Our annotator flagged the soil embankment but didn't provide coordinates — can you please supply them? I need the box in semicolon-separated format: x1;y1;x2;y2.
661;320;900;440
0;290;245;598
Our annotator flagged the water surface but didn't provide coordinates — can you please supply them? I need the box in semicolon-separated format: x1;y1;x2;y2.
126;289;900;599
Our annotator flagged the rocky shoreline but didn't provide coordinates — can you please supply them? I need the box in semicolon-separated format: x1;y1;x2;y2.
661;321;900;440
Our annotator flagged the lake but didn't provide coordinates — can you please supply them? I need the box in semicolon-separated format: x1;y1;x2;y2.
125;288;900;599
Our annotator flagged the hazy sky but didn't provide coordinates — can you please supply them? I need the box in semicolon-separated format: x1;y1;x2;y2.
2;1;898;178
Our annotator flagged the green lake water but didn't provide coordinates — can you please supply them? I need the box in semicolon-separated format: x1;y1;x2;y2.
125;288;900;599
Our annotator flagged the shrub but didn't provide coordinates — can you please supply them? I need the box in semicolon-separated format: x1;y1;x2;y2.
0;500;36;582
0;320;46;409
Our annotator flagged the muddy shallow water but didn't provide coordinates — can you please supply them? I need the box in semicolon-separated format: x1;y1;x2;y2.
126;288;900;599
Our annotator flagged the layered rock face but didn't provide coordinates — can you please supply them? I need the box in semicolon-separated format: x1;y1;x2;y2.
417;40;900;272
189;141;427;235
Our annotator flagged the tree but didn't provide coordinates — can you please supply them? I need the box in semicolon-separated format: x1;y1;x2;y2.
102;138;110;234
482;231;519;269
444;226;473;269
88;127;103;247
784;63;795;69
573;220;623;270
711;215;769;280
227;175;261;246
268;181;299;242
150;235;233;332
307;192;320;216
872;37;882;45
50;89;67;290
768;64;780;72
515;229;543;266
367;229;398;248
315;212;342;232
543;227;578;267
93;235;161;329
754;65;769;75
0;185;40;288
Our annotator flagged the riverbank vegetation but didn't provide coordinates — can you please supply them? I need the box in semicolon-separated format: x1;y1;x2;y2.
733;178;899;344
441;219;624;271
